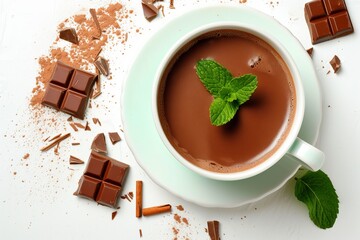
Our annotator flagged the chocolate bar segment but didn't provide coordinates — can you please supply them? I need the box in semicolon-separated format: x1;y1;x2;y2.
304;0;353;44
74;151;129;208
41;62;97;119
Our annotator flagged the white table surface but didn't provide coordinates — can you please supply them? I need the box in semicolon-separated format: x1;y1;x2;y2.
1;0;359;239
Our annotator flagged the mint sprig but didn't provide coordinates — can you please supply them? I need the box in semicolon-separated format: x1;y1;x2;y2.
196;59;257;126
295;170;339;229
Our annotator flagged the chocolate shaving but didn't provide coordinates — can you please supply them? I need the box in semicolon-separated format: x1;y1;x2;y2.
330;55;341;73
90;9;102;39
71;142;80;146
54;142;60;155
91;76;102;99
91;133;107;154
109;132;121;144
92;118;102;126
59;28;79;45
85;121;91;131
94;57;110;76
141;1;159;21
157;5;165;17
111;211;118;220
69;155;84;164
40;133;71;152
306;47;313;57
69;122;78;131
207;221;220;240
170;0;175;9
74;122;85;129
139;229;143;238
48;133;62;142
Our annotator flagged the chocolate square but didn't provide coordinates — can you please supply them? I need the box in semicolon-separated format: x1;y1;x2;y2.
41;62;97;119
304;0;353;44
74;151;129;208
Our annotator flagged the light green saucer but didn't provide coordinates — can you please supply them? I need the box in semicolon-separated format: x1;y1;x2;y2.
122;5;321;207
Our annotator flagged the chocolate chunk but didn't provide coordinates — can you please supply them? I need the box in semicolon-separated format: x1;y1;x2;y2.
41;62;97;119
90;9;102;39
91;133;107;154
94;57;110;76
207;220;220;240
59;28;79;45
109;132;121;144
307;47;314;57
142;1;159;21
330;55;341;73
74;151;129;208
304;0;354;44
69;155;84;164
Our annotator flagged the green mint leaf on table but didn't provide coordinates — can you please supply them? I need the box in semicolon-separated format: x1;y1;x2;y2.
295;170;339;229
195;59;257;126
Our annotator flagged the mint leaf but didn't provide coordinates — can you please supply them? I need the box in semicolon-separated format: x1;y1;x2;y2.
218;87;237;102
229;74;258;105
195;59;258;126
210;98;240;126
295;170;339;229
196;59;233;97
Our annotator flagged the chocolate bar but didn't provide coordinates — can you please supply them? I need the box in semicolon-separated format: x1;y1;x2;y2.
304;0;353;44
42;62;97;119
74;151;129;208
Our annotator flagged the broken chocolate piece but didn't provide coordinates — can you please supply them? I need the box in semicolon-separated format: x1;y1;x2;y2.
91;133;107;154
69;155;84;164
94;57;110;76
74;151;129;208
307;47;314;57
207;220;220;240
90;9;102;39
304;0;354;44
142;1;159;21
111;211;117;220
41;62;98;119
59;28;79;45
109;132;121;144
330;55;341;73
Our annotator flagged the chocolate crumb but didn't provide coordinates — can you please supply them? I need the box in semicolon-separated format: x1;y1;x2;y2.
23;153;30;160
182;217;189;225
111;211;117;220
59;28;79;45
176;205;184;211
142;1;159;21
69;122;78;131
67;116;73;122
306;47;313;57
139;229;143;238
330;55;341;73
71;142;80;146
94;57;110;76
174;213;181;223
170;0;175;9
69;155;84;164
91;133;107;154
109;132;121;144
74;122;85;129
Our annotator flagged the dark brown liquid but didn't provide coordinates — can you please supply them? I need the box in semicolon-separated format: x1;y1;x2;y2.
158;30;296;173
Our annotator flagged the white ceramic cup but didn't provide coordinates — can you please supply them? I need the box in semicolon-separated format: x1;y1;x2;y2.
152;22;324;181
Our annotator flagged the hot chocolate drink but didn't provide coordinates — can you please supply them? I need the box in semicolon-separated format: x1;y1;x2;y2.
157;30;296;173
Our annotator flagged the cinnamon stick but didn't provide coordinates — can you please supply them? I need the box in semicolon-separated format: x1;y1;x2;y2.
136;180;143;217
40;133;71;152
142;204;171;216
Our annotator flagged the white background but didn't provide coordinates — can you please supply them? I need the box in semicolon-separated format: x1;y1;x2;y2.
1;0;359;239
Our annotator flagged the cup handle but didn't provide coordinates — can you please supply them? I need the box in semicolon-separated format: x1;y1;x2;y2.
287;137;325;171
